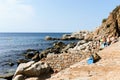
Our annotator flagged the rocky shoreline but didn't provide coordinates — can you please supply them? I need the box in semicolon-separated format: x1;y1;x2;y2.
0;31;95;80
45;31;93;41
1;5;120;80
5;31;119;80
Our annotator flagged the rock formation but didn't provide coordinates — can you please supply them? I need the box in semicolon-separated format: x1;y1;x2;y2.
13;61;51;80
94;5;120;38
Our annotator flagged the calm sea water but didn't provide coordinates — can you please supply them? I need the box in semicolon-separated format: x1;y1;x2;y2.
0;33;75;74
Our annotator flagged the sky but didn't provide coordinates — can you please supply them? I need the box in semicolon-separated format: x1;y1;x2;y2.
0;0;120;32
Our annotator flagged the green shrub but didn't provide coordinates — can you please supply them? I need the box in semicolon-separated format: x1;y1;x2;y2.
102;18;107;23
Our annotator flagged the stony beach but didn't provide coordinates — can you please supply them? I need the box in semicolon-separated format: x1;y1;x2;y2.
1;5;120;80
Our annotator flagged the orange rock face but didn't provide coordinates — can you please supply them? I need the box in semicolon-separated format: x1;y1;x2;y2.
94;6;120;38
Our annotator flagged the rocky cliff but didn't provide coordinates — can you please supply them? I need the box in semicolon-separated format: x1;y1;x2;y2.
94;5;120;38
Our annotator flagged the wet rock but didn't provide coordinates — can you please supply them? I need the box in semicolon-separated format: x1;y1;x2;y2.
45;36;61;40
45;36;52;40
24;49;39;59
39;41;66;59
53;41;66;53
8;62;14;67
17;59;29;65
0;73;14;80
0;78;7;80
39;49;50;59
2;61;15;67
53;41;66;47
25;52;34;59
26;49;38;53
32;53;40;62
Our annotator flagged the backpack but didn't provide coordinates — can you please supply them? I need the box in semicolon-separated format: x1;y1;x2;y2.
87;53;101;64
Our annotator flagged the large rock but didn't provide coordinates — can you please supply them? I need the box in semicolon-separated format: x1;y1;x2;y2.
0;73;14;80
94;5;120;38
45;36;52;40
62;42;76;53
45;36;60;40
13;61;51;79
39;41;66;59
13;61;35;77
13;75;24;80
71;31;84;40
84;32;93;41
17;59;29;65
32;53;40;61
24;49;39;59
61;34;73;40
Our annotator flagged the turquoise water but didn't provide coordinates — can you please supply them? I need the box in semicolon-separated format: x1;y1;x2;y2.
0;33;77;74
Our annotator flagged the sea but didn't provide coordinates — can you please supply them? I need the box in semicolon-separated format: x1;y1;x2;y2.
0;33;77;74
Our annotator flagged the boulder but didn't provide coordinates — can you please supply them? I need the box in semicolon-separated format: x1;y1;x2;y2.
13;61;51;79
0;73;14;80
13;75;24;80
8;62;14;67
14;61;35;77
32;53;40;61
73;40;87;50
53;41;66;47
39;49;50;59
71;32;84;40
62;42;76;53
52;41;66;53
76;40;87;46
25;52;34;59
45;36;52;40
47;53;55;58
84;33;93;41
61;34;71;40
24;49;39;59
17;59;29;65
38;41;66;60
45;36;60;40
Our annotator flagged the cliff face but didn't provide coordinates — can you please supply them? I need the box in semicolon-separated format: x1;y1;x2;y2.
94;5;120;37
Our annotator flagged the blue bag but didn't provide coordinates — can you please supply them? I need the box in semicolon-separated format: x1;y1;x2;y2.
87;56;94;64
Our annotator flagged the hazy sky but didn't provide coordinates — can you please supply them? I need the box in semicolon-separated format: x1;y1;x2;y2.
0;0;120;32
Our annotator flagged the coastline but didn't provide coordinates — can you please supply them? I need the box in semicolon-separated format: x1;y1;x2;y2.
1;30;120;80
1;5;120;80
